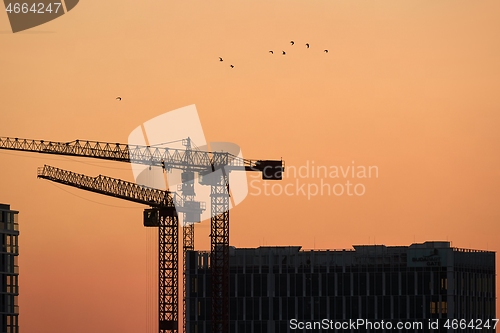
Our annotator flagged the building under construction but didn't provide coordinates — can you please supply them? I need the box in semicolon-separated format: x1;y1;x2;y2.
0;204;19;333
186;241;495;333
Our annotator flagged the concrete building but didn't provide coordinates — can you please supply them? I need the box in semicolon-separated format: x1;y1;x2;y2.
0;204;19;333
186;241;495;333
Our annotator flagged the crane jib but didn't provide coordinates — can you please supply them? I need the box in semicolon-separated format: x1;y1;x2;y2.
0;137;284;176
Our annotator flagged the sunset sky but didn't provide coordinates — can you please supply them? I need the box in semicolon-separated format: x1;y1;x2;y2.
1;0;500;332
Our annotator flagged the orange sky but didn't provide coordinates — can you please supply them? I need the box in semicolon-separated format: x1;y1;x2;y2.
1;1;500;332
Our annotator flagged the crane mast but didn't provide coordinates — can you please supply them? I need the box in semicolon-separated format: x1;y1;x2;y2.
209;168;230;333
1;136;284;333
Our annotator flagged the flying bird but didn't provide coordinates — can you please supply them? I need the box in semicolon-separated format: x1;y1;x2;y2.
290;41;294;45
269;50;273;54
324;49;328;53
219;57;223;62
230;65;234;68
305;43;310;48
282;51;286;55
116;97;121;101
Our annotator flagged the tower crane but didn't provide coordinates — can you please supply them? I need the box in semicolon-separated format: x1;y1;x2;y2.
0;136;284;333
36;164;205;332
0;137;284;333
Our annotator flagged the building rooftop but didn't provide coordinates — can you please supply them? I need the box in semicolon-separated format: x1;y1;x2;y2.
0;204;11;210
224;241;494;256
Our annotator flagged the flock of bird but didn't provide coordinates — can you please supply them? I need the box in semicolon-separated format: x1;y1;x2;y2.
116;41;327;100
116;41;326;100
220;40;328;68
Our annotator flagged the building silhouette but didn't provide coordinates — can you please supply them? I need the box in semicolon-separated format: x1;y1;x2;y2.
0;204;19;333
186;241;495;333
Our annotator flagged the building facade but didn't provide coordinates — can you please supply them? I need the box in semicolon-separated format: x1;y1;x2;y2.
0;204;19;333
186;242;495;333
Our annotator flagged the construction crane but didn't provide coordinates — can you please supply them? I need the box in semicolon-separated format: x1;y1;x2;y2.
0;136;284;333
36;164;205;332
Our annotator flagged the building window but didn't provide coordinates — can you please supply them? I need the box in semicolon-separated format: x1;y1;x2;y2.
431;301;447;314
440;278;448;290
430;301;437;314
192;277;198;293
441;301;447;314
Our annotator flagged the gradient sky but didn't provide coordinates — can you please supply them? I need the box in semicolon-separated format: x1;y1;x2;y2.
1;1;500;332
